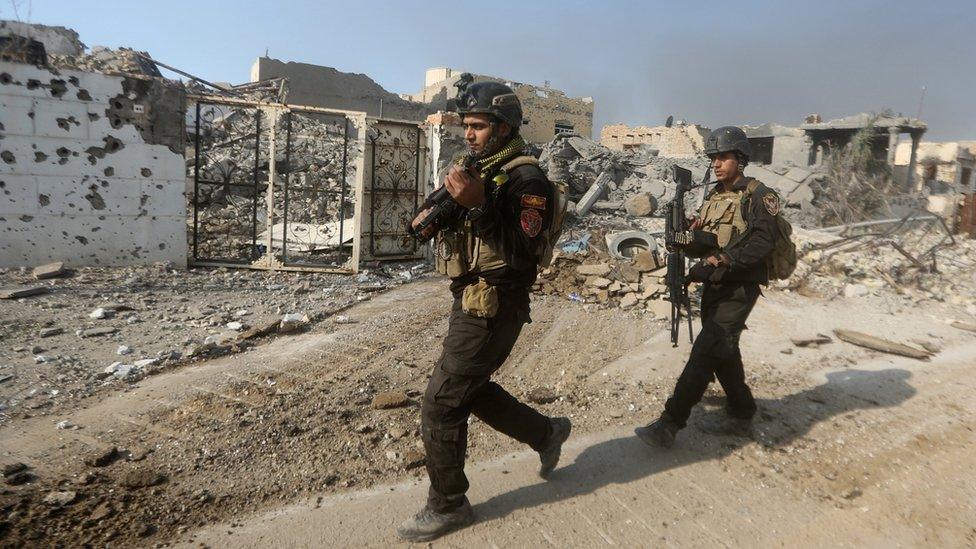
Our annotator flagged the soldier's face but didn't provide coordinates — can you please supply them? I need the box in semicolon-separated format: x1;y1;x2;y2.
711;152;741;183
462;114;510;154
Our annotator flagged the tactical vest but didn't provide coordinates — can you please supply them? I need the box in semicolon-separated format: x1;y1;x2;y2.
434;156;542;279
699;187;750;248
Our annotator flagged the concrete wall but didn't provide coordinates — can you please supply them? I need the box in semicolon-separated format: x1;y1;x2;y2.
601;123;709;157
0;20;85;56
0;61;186;267
252;57;430;122
409;69;594;143
894;141;976;189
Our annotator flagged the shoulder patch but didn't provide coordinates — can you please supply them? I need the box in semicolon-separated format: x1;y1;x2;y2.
762;192;780;216
521;194;547;210
520;208;543;237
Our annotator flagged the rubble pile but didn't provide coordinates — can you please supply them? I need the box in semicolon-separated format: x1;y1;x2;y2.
786;221;976;314
539;134;709;214
48;46;162;77
534;228;673;315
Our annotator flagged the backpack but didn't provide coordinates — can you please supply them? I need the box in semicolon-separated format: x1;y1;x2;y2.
745;179;797;280
500;156;569;268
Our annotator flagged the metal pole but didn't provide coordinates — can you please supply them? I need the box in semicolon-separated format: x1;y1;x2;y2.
266;108;278;268
192;101;202;262
338;117;349;254
251;110;261;260
282;110;292;265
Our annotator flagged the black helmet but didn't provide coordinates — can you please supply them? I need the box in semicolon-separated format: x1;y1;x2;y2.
704;126;752;161
455;80;523;129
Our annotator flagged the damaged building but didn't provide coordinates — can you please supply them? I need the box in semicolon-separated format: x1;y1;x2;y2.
600;122;709;157
1;22;187;268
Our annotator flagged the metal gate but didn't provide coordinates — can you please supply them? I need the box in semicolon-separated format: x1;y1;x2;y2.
187;96;368;272
189;99;264;265
364;120;426;259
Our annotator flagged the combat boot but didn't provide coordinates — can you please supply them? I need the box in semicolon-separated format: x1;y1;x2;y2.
396;497;475;542
634;414;680;448
538;417;572;479
697;415;753;438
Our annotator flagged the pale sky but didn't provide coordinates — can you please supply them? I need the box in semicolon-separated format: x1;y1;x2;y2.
5;0;974;140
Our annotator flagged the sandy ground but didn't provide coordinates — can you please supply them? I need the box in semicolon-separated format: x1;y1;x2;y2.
2;276;975;547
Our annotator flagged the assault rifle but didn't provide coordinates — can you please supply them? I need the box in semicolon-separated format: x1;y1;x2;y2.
408;154;477;242
665;166;696;347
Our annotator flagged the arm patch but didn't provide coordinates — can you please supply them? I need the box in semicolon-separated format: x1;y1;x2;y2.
520;209;543;237
521;194;547;210
762;192;780;216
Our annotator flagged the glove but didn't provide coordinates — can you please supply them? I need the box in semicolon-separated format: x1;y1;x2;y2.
687;261;715;283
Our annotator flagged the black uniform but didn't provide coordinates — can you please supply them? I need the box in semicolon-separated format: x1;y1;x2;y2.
422;157;554;513
664;177;778;428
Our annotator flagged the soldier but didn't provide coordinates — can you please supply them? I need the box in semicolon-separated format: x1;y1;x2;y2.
397;81;572;542
635;126;780;448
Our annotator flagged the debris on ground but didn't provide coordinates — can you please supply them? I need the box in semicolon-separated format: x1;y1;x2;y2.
833;329;933;360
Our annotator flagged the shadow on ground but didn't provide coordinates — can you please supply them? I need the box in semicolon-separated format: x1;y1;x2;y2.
474;368;915;522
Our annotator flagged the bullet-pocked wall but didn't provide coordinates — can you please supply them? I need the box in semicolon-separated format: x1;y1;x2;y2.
0;62;187;268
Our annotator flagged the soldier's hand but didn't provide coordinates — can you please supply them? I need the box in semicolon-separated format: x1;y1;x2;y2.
410;208;438;239
689;217;703;230
444;166;485;209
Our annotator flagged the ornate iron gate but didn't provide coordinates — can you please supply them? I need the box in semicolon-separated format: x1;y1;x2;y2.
189;100;264;265
365;120;425;258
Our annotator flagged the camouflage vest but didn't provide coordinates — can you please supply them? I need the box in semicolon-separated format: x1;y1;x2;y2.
699;186;750;248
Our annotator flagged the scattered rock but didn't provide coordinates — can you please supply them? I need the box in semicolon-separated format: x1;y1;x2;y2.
226;321;244;331
43;491;77;506
353;424;372;434
371;391;410;410
0;286;50;299
84;446;119;467
117;345;133;356
527;386;559;404
790;334;833;348
121;468;167;489
619;293;639;309
89;307;116;320
404;449;426;470
623;192;657;217
39;327;63;338
33;262;69;280
279;313;309;333
842;284;869;299
5;471;32;485
79;327;118;338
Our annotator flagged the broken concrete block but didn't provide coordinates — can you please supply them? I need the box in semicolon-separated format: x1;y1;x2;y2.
624;193;658;217
833;329;932;360
577;263;612;277
587;277;612;289
618;264;641;283
619;293;639;309
607;281;623;293
279;313;309;333
575;171;612;216
633;250;663;272
33;262;68;280
0;286;51;299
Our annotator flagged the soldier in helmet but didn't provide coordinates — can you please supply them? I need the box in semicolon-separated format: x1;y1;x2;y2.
397;78;572;542
635;126;780;448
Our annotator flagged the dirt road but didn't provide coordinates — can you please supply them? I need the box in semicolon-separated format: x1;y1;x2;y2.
2;277;975;547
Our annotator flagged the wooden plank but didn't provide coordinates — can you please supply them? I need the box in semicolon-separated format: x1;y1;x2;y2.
833;329;932;360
